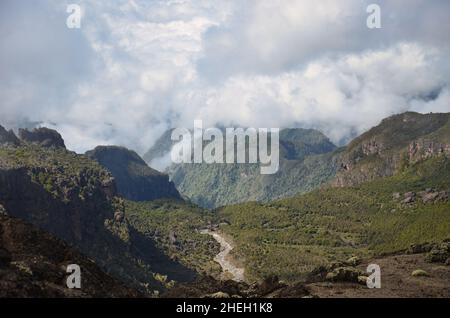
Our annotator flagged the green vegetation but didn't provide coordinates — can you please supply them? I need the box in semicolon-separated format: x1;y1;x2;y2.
125;199;222;277
2;114;449;293
334;112;450;187
218;155;450;282
167;128;339;208
0;144;169;293
0;144;111;202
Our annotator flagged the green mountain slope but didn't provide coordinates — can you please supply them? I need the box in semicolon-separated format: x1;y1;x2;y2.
217;155;450;282
125;199;222;278
146;128;338;208
144;112;450;209
333;112;450;187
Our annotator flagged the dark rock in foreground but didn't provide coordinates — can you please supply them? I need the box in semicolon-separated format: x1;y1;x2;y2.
0;211;141;298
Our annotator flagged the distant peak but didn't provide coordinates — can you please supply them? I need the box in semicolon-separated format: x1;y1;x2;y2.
18;127;66;149
0;125;20;146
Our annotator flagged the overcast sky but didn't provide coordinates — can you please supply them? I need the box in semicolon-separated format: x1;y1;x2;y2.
1;0;450;153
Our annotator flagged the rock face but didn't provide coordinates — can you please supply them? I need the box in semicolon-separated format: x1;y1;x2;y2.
0;167;115;244
0;140;194;294
0;212;140;298
0;125;20;146
86;146;181;201
18;127;66;148
333;112;450;187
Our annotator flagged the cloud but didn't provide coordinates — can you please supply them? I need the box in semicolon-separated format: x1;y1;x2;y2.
198;0;450;80
0;0;449;156
180;43;449;144
0;0;94;128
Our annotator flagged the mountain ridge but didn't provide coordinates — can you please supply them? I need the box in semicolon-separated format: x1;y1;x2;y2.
145;127;338;208
86;145;181;202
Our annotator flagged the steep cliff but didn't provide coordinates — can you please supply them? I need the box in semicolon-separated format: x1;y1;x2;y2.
0;136;195;294
333;112;450;187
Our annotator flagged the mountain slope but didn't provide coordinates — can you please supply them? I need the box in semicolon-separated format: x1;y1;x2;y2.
0;129;198;294
144;112;450;209
217;155;450;282
0;211;140;298
86;146;181;201
146;128;338;208
333;112;450;187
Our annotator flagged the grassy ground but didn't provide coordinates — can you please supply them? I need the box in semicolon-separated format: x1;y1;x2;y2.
217;156;450;282
125;199;222;277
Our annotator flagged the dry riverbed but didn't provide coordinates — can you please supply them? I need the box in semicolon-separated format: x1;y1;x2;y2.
201;230;245;282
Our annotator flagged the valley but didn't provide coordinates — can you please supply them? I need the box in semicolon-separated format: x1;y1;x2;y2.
0;111;449;298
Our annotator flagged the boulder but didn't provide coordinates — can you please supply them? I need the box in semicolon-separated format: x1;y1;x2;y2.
403;192;416;204
169;231;178;245
325;267;364;283
205;291;230;298
357;275;368;285
114;211;124;223
407;242;434;254
437;191;449;201
258;275;284;295
425;242;450;263
403;197;414;204
422;192;439;203
411;269;429;277
404;192;416;198
345;256;361;266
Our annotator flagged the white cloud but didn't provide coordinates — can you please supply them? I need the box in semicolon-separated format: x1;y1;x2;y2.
0;0;449;155
178;43;449;144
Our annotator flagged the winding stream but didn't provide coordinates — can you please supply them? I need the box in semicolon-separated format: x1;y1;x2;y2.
201;230;245;282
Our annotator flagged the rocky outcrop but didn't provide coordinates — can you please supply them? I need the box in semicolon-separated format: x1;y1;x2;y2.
18;127;66;149
325;267;365;283
406;241;450;265
392;189;450;205
309;259;365;284
163;275;310;298
86;146;181;201
0;143;192;294
333;112;450;187
0;125;20;146
0;166;116;244
0;212;141;298
425;241;450;264
408;140;450;163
